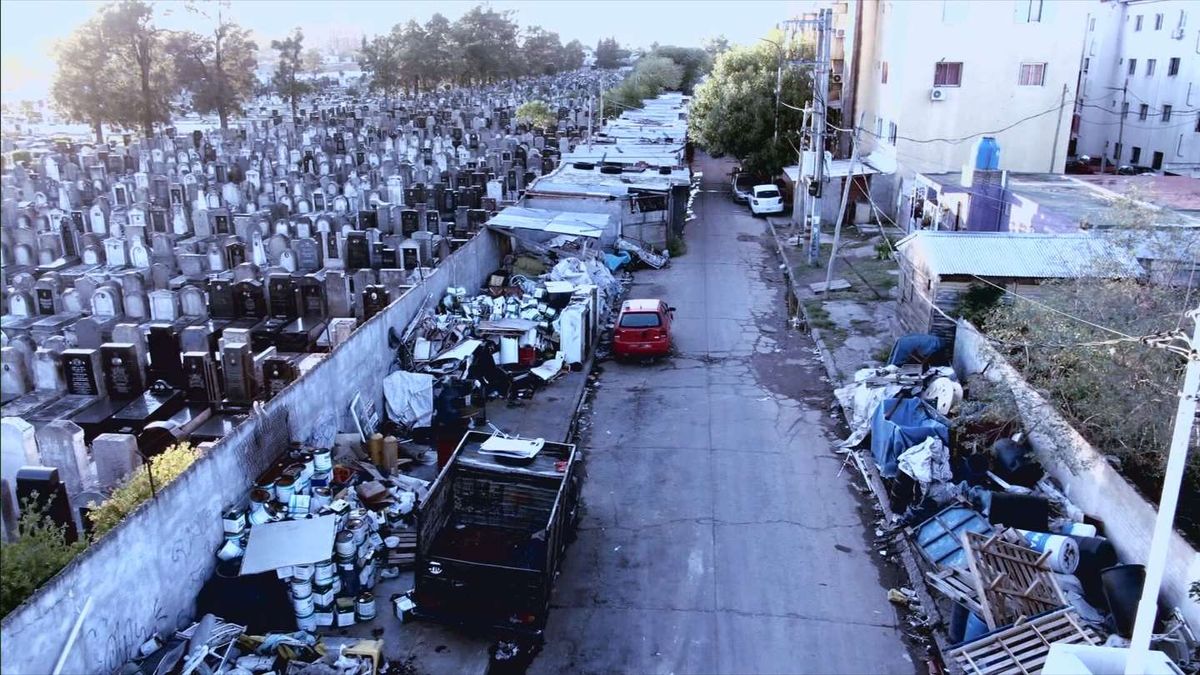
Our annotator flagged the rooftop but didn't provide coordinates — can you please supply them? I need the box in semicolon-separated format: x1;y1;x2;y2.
896;231;1145;279
486;206;610;238
562;142;684;167
527;163;690;197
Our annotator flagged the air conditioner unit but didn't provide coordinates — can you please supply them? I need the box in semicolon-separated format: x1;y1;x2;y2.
930;87;949;101
1171;27;1185;39
831;73;844;85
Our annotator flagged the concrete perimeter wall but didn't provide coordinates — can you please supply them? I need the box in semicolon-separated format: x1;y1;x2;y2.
954;320;1200;631
0;231;504;675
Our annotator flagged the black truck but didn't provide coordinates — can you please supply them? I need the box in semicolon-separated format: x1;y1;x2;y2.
414;431;582;637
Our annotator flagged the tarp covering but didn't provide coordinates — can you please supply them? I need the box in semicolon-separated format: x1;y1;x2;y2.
887;334;951;367
383;371;435;428
871;397;951;478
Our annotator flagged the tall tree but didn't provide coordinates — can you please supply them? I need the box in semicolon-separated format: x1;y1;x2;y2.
690;35;813;177
451;6;520;84
302;47;324;77
99;0;174;138
561;39;586;71
271;28;311;118
165;5;257;131
358;27;404;98
594;37;629;69
521;26;564;76
51;15;121;143
702;35;731;57
651;46;712;94
421;13;456;89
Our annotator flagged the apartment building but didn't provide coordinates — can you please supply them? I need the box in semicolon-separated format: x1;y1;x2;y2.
834;0;1090;224
1074;0;1200;177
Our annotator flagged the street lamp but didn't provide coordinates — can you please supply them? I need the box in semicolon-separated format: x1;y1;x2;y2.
758;37;785;144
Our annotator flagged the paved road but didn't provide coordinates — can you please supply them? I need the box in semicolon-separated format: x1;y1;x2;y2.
531;154;916;675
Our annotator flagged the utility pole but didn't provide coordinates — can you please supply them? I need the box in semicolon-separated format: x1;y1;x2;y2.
1125;310;1200;675
1049;83;1069;172
588;93;594;151
1101;79;1128;175
807;8;833;266
825;112;864;293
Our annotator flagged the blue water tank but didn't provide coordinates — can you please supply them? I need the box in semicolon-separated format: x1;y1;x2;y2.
975;136;1000;170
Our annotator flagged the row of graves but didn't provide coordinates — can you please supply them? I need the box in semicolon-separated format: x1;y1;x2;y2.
0;68;623;543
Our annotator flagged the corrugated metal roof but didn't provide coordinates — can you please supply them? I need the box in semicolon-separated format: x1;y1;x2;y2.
896;231;1145;279
487;206;609;238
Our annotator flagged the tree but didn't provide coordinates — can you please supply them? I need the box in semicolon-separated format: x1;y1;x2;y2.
594;37;630;69
99;0;175;138
690;35;813;177
521;26;564;76
561;39;586;71
302;46;324;77
165;7;257;131
515;100;557;129
358;27;405;98
651;46;712;94
51;15;122;143
603;55;684;118
421;13;457;90
271;28;311;118
702;35;731;57
451;6;521;85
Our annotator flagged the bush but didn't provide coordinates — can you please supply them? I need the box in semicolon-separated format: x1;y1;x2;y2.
1;496;87;617
88;443;199;537
515;100;556;129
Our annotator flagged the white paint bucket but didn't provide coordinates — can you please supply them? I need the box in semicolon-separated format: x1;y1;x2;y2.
335;530;356;558
291;590;314;615
336;598;357;626
295;609;316;632
314;560;335;584
347;518;367;546
1018;530;1080;574
291;577;313;597
313;448;332;472
356;592;377;621
222;508;246;536
310;487;331;511
312;582;335;606
275;476;296;502
499;336;519;364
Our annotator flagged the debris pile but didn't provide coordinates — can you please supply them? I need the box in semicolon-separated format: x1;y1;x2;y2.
837;333;1199;673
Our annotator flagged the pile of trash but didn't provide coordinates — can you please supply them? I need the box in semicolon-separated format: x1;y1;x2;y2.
118;613;387;675
837;334;1198;673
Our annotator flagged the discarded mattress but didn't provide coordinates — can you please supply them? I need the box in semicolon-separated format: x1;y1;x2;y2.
871;397;950;478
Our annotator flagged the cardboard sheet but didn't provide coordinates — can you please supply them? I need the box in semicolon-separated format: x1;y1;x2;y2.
240;514;338;575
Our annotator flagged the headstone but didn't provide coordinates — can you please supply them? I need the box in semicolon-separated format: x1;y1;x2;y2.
34;421;91;500
15;466;78;543
92;433;141;490
100;342;145;399
61;348;103;396
147;324;184;388
262;357;297;398
0;417;39;521
221;342;254;405
1;347;32;400
32;348;66;393
181;351;220;403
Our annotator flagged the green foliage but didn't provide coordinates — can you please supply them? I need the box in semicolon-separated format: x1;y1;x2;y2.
51;14;120;143
874;239;893;260
88;443;199;538
689;32;814;178
595;37;630;69
702;35;731;58
649;46;712;94
1;496;86;618
603;56;685;118
271;28;312;118
165;12;258;131
667;235;687;258
515;101;557;129
957;283;1005;328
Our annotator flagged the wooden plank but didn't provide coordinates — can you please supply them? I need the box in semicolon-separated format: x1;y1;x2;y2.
948;609;1099;675
963;529;1064;630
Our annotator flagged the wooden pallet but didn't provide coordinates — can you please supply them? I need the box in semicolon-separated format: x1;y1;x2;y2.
927;567;985;617
963;529;1065;630
947;608;1101;675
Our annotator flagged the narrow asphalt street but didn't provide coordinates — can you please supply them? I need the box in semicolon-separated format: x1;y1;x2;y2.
531;153;916;675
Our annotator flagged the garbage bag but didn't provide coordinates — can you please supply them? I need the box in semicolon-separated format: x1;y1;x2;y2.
383;371;435;428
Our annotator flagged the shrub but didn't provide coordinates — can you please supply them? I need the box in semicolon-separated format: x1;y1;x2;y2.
88;443;200;537
1;496;87;617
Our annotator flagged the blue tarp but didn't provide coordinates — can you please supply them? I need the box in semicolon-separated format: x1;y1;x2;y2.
887;334;950;367
871;397;951;478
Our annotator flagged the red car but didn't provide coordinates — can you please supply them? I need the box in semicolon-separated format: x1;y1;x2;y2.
613;299;674;358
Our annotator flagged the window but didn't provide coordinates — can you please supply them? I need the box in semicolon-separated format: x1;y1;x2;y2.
1128;58;1137;75
619;312;661;328
881;61;889;84
1169;58;1181;76
1089;17;1096;31
1135;15;1143;30
1146;59;1156;76
1163;104;1173;121
1015;0;1043;22
1152;151;1164;170
934;61;963;86
1113;143;1122;160
1018;62;1047;86
1122;101;1130;118
1083;57;1090;73
875;117;883;138
888;122;898;145
1155;13;1164;30
1130;147;1142;164
1139;104;1150;120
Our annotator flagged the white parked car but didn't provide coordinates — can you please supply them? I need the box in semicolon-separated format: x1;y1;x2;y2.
749;184;784;216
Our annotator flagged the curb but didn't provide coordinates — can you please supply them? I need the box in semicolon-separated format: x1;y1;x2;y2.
764;218;949;667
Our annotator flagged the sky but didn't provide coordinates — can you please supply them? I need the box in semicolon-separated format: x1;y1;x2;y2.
0;0;802;101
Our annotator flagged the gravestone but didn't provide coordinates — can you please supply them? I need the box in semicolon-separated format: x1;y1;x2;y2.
221;342;254;405
61;348;103;396
147;324;184;388
34;421;91;501
92;433;141;490
0;417;39;521
32;348;66;393
263;357;297;398
182;351;220;403
1;347;32;400
100;342;145;399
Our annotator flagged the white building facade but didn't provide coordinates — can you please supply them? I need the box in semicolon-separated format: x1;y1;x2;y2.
842;0;1091;223
1074;0;1200;177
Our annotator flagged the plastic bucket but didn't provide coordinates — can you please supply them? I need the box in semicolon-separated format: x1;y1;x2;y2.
1101;564;1146;638
356;592;377;621
291;590;314;615
313;448;332;472
1070;535;1118;607
314;560;335;584
335;530;356;559
295;608;316;632
1017;530;1079;574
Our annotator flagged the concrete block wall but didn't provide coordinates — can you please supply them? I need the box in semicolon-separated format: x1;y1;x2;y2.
0;230;505;675
954;320;1200;631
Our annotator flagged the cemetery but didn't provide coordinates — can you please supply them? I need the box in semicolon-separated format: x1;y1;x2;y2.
0;66;692;675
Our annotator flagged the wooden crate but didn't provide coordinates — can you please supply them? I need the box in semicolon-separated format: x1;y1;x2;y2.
927;566;985;617
947;608;1100;675
963;529;1065;630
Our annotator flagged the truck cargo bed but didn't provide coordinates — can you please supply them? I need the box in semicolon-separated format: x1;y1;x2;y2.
430;522;547;570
